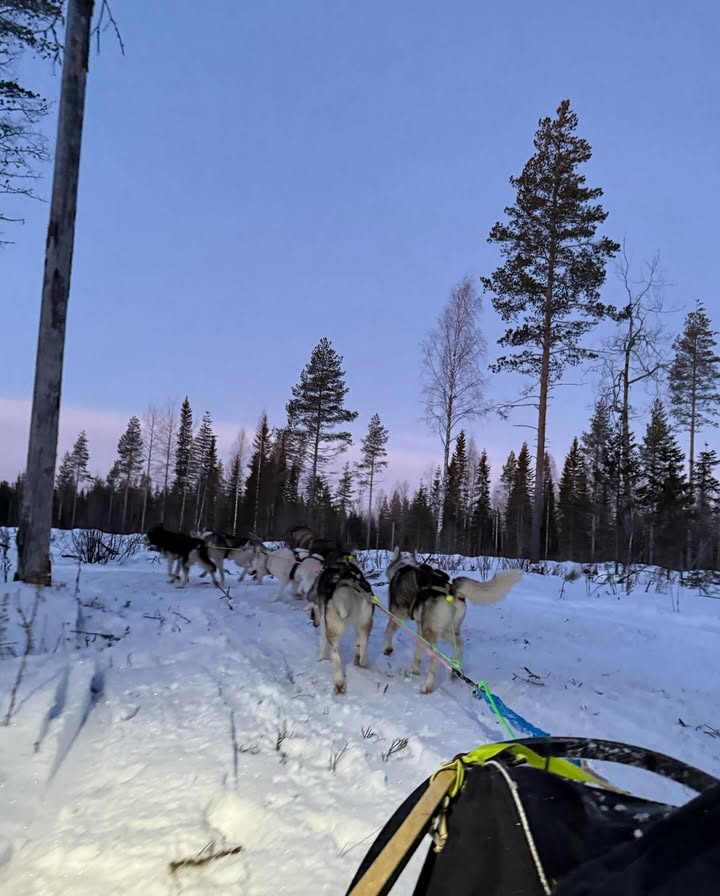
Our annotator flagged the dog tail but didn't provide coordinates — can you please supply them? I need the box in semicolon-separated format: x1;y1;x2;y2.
452;569;523;605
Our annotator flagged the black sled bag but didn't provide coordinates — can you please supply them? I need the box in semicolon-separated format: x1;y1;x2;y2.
345;737;720;896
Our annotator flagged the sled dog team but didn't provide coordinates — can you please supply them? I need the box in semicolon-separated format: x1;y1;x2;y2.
144;523;523;695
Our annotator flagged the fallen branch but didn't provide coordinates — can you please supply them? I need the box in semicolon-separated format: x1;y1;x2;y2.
169;842;243;874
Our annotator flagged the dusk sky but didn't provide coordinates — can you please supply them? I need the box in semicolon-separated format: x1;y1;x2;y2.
2;0;719;492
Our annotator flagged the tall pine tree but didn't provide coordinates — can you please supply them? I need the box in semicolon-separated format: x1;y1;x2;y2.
116;416;144;532
541;452;559;560
482;100;619;560
286;338;358;512
668;300;720;493
356;413;389;549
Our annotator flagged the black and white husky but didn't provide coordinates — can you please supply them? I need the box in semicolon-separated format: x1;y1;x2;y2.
194;530;258;587
384;548;523;694
307;555;375;695
146;524;219;588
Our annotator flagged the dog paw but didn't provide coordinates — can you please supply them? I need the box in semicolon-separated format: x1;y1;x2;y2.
383;646;394;656
334;681;347;695
408;666;421;676
420;684;434;695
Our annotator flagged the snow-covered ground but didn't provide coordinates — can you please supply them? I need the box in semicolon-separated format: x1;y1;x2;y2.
1;531;719;895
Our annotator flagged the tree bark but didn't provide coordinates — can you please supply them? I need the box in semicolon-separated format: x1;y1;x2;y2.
531;267;554;562
366;462;375;550
16;0;95;584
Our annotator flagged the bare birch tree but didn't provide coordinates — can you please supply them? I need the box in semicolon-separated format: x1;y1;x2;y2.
155;401;176;524
228;428;247;535
595;244;669;573
140;404;158;531
16;0;95;584
420;276;486;547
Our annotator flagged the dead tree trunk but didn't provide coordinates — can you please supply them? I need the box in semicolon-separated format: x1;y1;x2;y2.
16;0;95;585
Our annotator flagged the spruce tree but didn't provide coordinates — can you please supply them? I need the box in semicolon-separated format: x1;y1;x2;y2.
192;410;215;529
69;430;90;528
116;416;144;532
638;399;688;568
506;443;533;558
174;397;193;528
582;399;613;562
558;438;591;561
482;99;620;560
335;463;354;541
693;447;720;568
668;300;720;492
286;337;358;511
409;481;434;551
356;413;389;549
470;449;493;556
541;452;559;560
443;431;468;553
55;452;75;527
245;413;272;532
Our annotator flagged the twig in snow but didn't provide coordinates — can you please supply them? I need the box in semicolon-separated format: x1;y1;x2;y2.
381;737;409;762
513;672;545;687
169;842;243;874
361;724;377;740
173;610;190;624
329;741;349;772
230;709;238;786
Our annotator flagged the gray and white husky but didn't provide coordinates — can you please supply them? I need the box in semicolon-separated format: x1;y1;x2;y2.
194;530;259;587
384;548;523;694
251;545;324;602
306;556;375;695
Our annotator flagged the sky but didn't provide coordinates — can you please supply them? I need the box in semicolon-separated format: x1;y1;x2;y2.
2;0;719;494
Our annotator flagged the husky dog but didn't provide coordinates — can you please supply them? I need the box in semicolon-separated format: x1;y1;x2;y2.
194;530;258;587
285;524;347;562
384;548;523;694
286;525;314;551
251;546;324;602
307;556;375;695
146;524;219;588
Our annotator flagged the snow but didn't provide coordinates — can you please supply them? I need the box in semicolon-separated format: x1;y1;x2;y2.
0;532;719;895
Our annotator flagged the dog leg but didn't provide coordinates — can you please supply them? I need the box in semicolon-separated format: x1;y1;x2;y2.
176;561;189;589
451;623;464;677
318;610;331;661
166;556;177;583
420;628;440;694
272;576;288;602
409;633;424;676
354;610;372;668
325;610;346;694
383;616;399;656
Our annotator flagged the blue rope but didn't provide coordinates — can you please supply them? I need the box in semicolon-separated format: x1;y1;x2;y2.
475;687;550;738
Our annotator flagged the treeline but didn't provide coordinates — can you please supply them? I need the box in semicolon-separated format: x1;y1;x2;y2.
1;393;719;572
